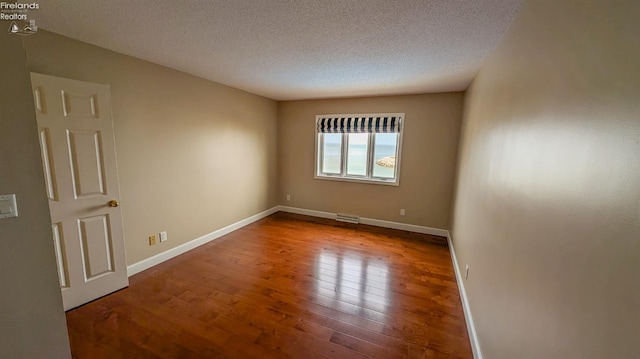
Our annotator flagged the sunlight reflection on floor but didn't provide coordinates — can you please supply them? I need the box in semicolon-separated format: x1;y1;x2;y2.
315;249;391;315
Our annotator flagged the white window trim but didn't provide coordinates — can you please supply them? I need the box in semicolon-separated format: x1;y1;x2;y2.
314;113;404;186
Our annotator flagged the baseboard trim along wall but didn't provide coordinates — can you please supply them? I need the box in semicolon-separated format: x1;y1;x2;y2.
447;232;483;359
277;205;450;237
127;206;279;277
129;205;451;277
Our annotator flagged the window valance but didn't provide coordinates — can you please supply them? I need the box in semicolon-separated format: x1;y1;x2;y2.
316;114;402;133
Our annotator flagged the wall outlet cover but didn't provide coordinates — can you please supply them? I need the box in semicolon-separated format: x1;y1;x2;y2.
0;194;18;219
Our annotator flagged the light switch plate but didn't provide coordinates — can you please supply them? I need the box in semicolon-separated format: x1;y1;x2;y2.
0;194;18;219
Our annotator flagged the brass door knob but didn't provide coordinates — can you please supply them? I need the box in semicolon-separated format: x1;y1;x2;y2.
108;200;119;208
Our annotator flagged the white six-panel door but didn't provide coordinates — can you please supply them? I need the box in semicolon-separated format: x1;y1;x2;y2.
31;73;128;310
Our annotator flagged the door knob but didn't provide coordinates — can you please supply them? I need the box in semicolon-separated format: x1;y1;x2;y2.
107;200;119;208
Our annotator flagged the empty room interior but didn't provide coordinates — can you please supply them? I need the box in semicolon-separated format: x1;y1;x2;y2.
1;0;638;358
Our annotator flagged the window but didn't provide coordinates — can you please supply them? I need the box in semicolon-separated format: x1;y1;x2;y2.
315;113;403;185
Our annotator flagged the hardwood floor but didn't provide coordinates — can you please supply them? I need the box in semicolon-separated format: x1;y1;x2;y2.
66;212;472;358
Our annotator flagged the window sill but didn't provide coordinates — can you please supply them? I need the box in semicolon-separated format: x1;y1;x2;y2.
314;174;399;186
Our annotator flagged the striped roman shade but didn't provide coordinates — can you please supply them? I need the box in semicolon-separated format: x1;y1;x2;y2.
316;114;402;133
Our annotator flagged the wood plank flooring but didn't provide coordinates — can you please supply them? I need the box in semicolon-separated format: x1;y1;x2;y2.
66;212;472;358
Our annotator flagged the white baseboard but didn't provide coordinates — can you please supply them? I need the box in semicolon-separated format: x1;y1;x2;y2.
447;232;483;359
127;206;279;277
130;204;444;277
277;205;449;237
276;205;336;219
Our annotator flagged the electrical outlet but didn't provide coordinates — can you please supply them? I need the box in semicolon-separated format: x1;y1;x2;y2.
400;208;405;216
286;194;291;201
465;265;470;279
149;235;156;245
160;231;168;242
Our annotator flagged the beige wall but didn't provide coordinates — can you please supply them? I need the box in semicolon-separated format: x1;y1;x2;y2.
0;35;71;358
24;31;278;265
451;0;640;358
278;94;463;229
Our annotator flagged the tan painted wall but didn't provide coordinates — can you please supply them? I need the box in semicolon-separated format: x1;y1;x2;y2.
278;94;463;229
24;31;278;265
0;35;71;358
451;0;640;357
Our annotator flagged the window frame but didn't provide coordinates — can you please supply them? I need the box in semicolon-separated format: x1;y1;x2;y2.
314;113;404;186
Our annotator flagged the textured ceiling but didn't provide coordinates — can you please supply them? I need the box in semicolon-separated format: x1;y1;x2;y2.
33;0;523;100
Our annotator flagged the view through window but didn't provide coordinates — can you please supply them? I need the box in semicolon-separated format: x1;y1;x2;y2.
316;114;403;185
